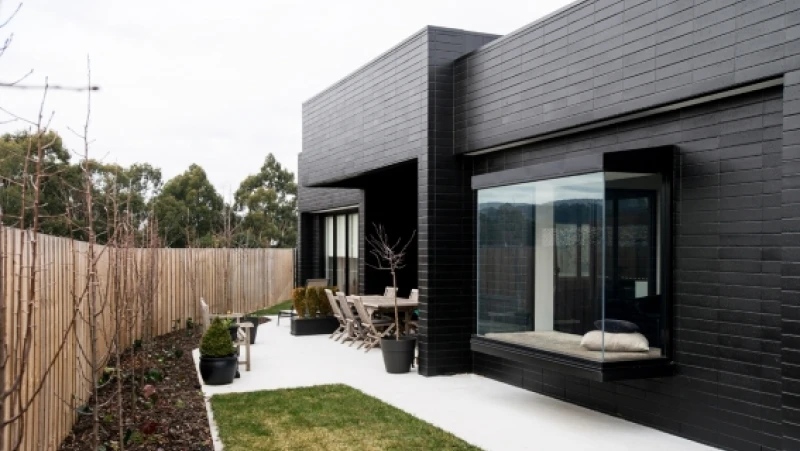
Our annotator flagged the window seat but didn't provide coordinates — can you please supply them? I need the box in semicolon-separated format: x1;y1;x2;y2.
472;333;674;382
483;331;662;362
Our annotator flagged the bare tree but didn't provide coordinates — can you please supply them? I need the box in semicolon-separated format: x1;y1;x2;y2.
0;83;81;450
365;224;415;340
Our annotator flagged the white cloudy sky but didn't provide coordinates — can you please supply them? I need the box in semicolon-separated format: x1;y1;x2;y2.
0;0;574;197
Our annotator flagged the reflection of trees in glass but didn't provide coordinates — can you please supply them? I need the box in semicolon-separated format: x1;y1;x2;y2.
479;203;533;246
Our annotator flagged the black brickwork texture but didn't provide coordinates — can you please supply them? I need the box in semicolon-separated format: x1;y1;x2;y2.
782;68;800;450
298;29;496;374
300;29;430;187
454;0;800;155
419;29;496;376
473;87;785;451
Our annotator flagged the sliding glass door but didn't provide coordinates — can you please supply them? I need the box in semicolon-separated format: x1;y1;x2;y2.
322;212;359;294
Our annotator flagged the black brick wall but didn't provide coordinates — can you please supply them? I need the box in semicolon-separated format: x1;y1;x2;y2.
454;0;800;155
300;29;430;187
782;69;800;450
298;27;497;376
419;29;496;375
472;87;785;451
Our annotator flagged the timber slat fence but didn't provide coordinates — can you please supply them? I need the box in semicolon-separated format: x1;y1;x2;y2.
1;227;294;451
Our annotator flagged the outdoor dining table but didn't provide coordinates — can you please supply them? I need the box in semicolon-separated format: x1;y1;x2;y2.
347;295;418;333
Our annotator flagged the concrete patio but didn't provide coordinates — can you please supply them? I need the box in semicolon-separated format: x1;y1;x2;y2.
194;317;715;451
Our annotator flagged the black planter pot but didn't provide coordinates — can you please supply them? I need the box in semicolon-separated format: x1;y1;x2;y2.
380;336;417;374
199;354;237;385
290;316;339;336
244;316;259;344
227;324;239;342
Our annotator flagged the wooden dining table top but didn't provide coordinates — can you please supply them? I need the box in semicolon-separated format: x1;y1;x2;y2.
346;295;417;309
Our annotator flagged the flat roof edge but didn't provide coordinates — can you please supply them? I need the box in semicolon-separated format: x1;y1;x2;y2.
302;26;496;106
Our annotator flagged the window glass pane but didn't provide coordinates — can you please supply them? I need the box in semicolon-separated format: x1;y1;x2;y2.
348;213;359;294
325;216;334;285
478;173;606;359
546;174;604;341
477;171;666;362
604;172;662;353
336;215;347;290
477;183;535;336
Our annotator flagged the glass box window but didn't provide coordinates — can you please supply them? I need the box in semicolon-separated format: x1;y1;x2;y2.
477;172;667;362
322;212;359;294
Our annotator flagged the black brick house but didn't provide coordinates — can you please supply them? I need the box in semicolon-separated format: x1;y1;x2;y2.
297;1;800;449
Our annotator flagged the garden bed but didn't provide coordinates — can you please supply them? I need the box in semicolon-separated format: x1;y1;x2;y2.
59;328;212;450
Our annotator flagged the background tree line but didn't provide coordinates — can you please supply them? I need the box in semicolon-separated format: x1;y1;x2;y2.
0;130;298;248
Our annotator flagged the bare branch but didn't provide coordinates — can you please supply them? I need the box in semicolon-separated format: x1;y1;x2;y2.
365;223;416;340
0;82;100;91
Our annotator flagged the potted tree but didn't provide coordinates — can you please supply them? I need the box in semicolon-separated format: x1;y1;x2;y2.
199;317;238;385
366;224;416;374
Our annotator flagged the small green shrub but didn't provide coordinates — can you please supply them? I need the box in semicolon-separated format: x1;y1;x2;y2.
305;287;320;317
292;287;307;318
200;317;234;357
144;368;163;382
318;287;334;316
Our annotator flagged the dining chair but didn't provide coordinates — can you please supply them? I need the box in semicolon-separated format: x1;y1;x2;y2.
325;289;347;341
383;286;397;298
351;296;395;353
407;289;419;334
336;292;362;347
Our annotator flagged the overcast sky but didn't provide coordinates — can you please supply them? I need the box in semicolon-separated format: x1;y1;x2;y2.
0;0;574;198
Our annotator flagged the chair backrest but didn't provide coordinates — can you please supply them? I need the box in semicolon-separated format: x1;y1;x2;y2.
325;289;343;318
409;289;419;302
336;292;356;322
307;278;328;288
383;286;397;298
351;296;373;330
200;298;210;330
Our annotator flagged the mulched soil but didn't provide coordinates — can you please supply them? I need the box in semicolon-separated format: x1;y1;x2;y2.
60;327;212;451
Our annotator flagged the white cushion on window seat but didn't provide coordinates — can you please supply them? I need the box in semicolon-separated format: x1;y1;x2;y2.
580;330;649;352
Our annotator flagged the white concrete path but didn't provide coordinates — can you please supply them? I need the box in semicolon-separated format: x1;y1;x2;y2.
194;316;715;451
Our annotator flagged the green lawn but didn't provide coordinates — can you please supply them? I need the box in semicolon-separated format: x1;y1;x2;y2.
249;299;292;316
209;384;481;451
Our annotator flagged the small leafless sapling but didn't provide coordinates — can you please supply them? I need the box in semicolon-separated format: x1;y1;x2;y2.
365;224;415;340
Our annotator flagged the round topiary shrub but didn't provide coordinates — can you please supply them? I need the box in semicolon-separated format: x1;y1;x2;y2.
200;317;234;357
292;287;307;318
